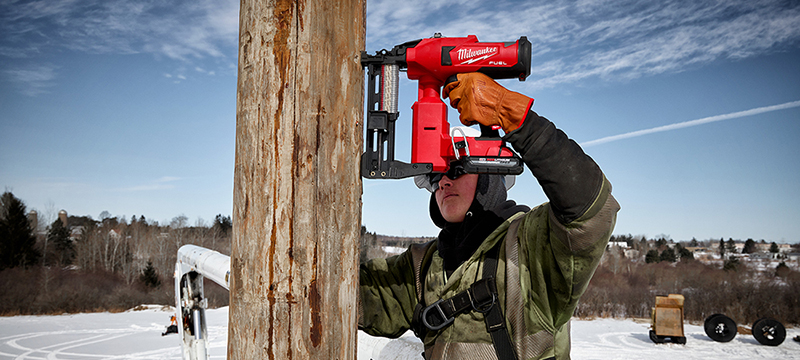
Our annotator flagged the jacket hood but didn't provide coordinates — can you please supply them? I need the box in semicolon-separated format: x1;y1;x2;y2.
429;174;530;272
430;174;519;228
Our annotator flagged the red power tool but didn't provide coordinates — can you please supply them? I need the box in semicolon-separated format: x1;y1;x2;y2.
361;33;531;179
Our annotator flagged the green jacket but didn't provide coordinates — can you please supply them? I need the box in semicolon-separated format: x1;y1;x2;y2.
359;111;620;359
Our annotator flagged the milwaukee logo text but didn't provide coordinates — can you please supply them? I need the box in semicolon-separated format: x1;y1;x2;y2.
457;47;498;64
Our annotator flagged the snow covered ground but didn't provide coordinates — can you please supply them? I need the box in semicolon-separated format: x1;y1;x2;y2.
1;306;798;359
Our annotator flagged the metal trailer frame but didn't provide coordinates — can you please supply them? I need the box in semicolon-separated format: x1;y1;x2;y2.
174;245;230;360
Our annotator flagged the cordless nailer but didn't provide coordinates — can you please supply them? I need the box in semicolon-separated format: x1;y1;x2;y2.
361;34;531;179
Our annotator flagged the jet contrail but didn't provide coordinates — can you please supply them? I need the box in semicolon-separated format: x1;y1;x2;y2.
580;100;800;147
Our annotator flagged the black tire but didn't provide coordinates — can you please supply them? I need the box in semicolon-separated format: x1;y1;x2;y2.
704;314;737;342
752;318;786;346
673;336;687;345
703;314;724;334
650;330;665;344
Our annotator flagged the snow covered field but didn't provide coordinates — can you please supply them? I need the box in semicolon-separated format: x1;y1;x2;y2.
1;306;798;359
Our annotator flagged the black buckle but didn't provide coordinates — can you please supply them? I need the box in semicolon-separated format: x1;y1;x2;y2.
468;277;497;313
421;299;455;331
470;290;496;313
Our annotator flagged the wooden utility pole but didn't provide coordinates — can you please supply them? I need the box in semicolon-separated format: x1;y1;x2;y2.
229;0;365;359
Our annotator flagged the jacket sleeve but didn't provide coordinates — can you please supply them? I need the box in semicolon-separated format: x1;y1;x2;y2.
358;250;418;338
504;110;605;225
505;110;620;328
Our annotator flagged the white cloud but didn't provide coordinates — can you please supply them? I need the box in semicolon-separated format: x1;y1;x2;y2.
365;0;800;89
1;0;239;61
2;0;798;95
193;66;215;76
3;63;58;96
0;0;240;94
581;100;800;147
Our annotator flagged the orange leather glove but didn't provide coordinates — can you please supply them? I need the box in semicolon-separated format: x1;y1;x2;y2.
443;72;533;133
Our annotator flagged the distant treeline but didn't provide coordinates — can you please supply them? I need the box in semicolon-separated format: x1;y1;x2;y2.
0;191;231;315
608;233;796;254
3;189;798;322
359;226;434;263
578;247;800;326
359;228;800;327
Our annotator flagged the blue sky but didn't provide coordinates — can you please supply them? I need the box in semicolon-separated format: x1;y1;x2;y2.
1;0;799;243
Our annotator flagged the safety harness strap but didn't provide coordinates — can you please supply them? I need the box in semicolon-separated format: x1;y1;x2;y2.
414;241;518;360
481;244;518;360
419;277;497;331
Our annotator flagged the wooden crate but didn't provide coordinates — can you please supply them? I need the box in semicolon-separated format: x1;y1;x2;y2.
652;294;685;337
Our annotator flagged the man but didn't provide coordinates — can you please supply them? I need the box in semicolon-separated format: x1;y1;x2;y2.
359;72;619;360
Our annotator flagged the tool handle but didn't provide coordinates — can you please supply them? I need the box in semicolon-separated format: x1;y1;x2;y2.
445;75;501;138
445;74;459;86
480;125;500;137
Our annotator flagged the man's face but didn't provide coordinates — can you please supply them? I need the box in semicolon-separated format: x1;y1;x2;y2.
435;173;478;223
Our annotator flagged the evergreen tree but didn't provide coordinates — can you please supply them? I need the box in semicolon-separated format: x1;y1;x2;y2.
679;247;694;261
769;242;780;253
723;256;739;271
675;243;694;261
742;239;756;254
660;247;677;263
47;219;74;266
726;238;737;253
140;260;161;289
775;262;791;277
624;234;634;248
645;249;660;263
718;238;725;257
0;192;41;269
67;215;97;228
689;238;699;247
213;214;232;236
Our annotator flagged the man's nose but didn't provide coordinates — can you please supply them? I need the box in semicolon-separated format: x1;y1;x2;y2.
439;176;454;188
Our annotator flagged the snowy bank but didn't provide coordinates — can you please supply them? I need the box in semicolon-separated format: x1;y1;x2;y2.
1;306;798;359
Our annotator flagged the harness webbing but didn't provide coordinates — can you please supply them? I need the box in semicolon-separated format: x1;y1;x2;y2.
411;230;519;360
481;243;518;360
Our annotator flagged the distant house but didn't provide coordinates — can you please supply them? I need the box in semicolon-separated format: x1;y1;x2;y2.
607;241;629;249
749;252;774;260
729;252;749;259
753;243;790;253
70;226;85;240
686;247;706;253
693;251;717;262
381;246;406;256
623;249;640;259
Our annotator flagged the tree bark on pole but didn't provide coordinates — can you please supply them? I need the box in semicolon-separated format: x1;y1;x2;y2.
229;0;365;359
